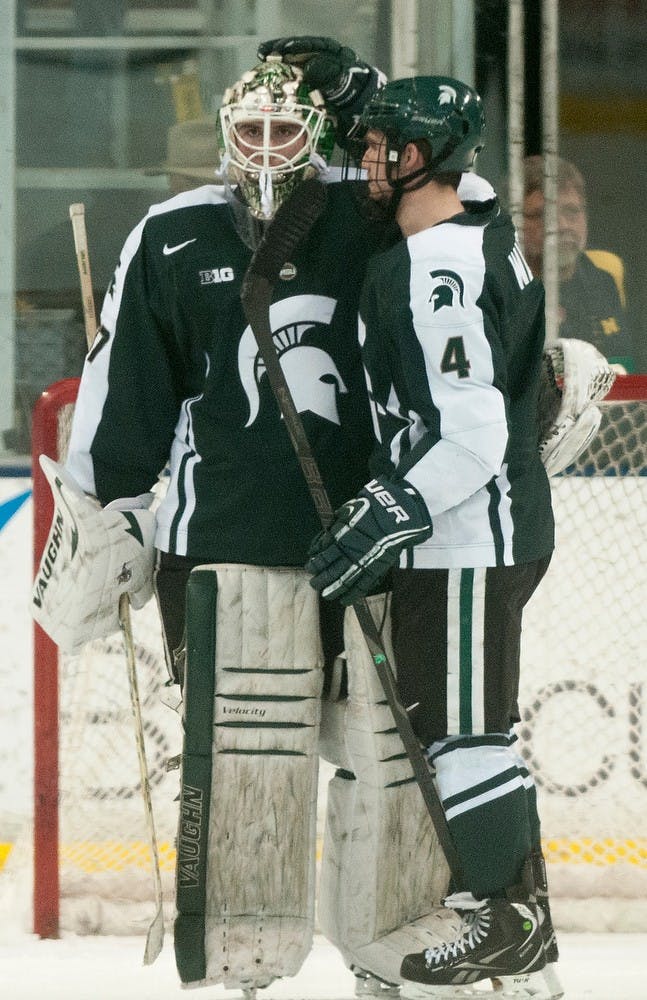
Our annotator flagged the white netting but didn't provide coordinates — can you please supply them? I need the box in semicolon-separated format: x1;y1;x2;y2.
57;609;179;934
519;397;647;930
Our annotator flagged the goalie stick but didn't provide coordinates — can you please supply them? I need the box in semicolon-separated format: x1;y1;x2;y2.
240;178;465;889
68;203;165;964
69;203;98;350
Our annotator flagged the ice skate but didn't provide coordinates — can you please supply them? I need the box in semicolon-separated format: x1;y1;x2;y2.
400;897;545;988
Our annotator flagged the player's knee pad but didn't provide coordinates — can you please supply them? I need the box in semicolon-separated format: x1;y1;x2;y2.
318;595;452;987
174;564;323;991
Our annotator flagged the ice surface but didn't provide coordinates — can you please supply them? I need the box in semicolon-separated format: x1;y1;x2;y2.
0;931;645;1000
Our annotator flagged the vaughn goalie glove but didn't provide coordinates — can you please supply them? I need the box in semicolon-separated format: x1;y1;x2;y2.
32;456;156;654
538;338;616;476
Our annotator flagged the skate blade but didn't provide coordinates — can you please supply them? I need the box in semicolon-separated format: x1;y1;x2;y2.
402;984;492;998
492;964;564;999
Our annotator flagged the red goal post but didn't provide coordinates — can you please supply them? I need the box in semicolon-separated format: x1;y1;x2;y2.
30;374;647;937
32;378;78;938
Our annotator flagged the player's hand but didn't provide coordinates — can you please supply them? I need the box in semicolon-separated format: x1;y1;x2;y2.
257;36;386;141
306;477;432;605
258;37;369;99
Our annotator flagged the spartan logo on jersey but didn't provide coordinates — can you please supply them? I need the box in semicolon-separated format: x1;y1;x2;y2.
238;294;346;427
429;269;465;312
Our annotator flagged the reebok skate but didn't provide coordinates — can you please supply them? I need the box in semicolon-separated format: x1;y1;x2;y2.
400;899;546;987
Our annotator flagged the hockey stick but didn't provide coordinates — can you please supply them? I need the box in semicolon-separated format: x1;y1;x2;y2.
240;178;465;888
69;203;98;350
69;203;165;963
118;593;165;964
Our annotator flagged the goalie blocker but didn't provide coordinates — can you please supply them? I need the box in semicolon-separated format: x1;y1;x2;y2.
31;456;155;654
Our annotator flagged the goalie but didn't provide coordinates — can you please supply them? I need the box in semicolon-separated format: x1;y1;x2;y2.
32;38;613;1000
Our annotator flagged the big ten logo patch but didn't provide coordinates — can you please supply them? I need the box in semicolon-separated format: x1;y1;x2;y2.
200;267;235;285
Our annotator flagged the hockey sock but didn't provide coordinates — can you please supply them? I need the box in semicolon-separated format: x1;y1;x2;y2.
430;735;533;899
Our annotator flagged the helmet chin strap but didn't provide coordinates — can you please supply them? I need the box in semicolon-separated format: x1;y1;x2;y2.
380;163;435;217
386;134;464;200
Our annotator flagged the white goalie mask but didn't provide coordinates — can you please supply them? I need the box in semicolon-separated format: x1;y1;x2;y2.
217;57;335;220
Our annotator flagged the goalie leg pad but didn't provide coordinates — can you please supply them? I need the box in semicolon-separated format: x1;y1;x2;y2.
318;595;453;988
175;564;323;991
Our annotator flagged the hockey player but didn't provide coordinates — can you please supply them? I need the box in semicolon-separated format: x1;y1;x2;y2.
307;77;563;997
60;43;387;682
34;37;471;1000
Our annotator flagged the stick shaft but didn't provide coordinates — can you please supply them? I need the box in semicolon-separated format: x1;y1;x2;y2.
119;595;165;964
241;274;465;888
69;203;98;349
68;204;165;959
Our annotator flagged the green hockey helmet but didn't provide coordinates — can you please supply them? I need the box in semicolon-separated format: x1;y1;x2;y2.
351;75;485;179
217;57;335;220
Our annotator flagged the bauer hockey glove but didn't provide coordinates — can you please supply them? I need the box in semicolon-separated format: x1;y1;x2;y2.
306;477;432;605
257;36;386;140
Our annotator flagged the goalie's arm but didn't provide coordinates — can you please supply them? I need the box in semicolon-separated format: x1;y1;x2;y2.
67;243;184;503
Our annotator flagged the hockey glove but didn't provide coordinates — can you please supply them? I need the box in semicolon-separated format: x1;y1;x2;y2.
257;36;386;140
306;477;432;605
32;456;156;654
538;339;616;475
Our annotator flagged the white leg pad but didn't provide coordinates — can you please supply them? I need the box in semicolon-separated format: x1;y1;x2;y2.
175;565;323;990
318;595;452;987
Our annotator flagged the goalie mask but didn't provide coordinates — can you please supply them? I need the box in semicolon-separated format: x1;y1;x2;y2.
217;57;335;221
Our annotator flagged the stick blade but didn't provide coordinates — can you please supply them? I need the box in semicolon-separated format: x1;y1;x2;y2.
142;902;165;965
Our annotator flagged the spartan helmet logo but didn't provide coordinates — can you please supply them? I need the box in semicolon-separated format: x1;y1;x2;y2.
438;84;458;105
429;269;465;312
238;294;346;427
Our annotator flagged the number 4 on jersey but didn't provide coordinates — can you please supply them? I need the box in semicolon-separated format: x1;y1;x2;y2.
441;335;471;378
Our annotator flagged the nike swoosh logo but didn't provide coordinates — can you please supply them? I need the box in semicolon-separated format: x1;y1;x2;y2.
163;239;197;256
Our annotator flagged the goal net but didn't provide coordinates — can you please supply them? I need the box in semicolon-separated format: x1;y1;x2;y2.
518;374;647;931
26;374;647;937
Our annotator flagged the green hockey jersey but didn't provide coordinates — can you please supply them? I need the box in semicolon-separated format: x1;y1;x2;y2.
359;194;555;568
66;181;387;565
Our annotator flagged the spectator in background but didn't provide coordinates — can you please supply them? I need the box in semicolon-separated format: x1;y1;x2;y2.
520;155;635;372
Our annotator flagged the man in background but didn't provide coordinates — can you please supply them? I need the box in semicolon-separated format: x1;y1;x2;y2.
521;154;635;371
